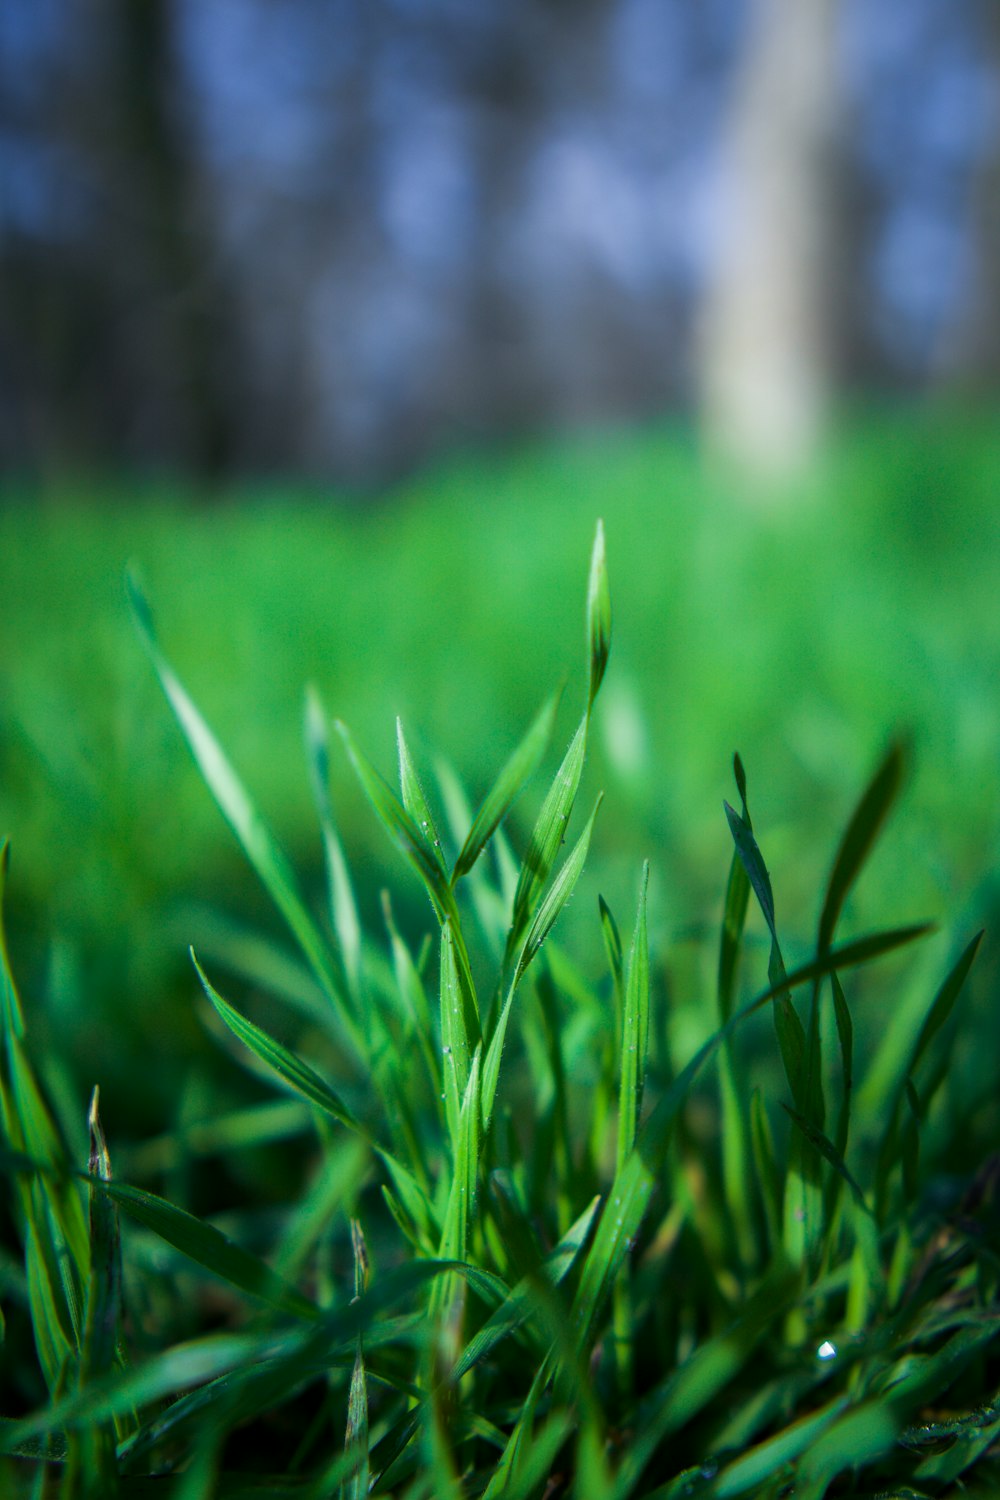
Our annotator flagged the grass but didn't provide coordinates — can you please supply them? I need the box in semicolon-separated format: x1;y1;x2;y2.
2;511;999;1496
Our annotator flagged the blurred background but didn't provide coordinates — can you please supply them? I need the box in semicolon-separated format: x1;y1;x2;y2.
1;0;999;1136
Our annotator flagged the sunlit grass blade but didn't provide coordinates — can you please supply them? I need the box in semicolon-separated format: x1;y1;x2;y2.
723;795;804;1108
398;717;448;876
513;794;604;990
430;1049;483;1372
441;920;473;1148
817;739;906;956
342;1219;370;1500
716;774;755;1265
908;928;983;1076
336;719;454;924
616;861;650;1173
72;1089;127;1489
586;518;611;711
505;717;588;965
92;1177;320;1321
0;842;24;1038
305;686;362;996
484;796;603;1130
127;573;356;1043
192;952;370;1142
453;690;560;883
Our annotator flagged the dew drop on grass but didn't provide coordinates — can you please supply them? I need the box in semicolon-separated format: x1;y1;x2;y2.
699;1461;718;1480
816;1339;837;1361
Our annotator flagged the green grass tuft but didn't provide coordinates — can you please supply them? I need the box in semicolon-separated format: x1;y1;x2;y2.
2;516;998;1497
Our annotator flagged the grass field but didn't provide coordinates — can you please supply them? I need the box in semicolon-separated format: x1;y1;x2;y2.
2;409;1000;1494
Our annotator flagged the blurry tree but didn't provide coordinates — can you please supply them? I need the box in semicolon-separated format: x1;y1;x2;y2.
952;0;1000;384
696;0;845;490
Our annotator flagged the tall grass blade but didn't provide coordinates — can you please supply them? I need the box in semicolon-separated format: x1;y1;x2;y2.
336;719;453;924
817;740;906;955
192;953;369;1142
453;691;560;883
93;1177;321;1321
398;717;448;876
305;686;362;995
586;518;611;711
909;928;983;1075
484;796;603;1129
342;1219;370;1500
505;718;588;963
617;861;650;1172
0;842;24;1038
127;574;355;1042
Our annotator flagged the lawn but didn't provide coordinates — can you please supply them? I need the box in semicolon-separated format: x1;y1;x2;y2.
1;408;1000;1494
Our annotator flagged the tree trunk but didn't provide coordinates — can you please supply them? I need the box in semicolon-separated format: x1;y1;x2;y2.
697;0;844;494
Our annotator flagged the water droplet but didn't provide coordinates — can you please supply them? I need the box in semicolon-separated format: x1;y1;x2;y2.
816;1339;837;1361
699;1461;718;1480
442;1045;452;1055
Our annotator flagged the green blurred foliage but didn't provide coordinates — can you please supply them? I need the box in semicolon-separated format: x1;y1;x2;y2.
1;409;998;1134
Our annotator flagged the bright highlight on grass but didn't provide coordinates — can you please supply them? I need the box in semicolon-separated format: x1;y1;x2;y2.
1;521;996;1497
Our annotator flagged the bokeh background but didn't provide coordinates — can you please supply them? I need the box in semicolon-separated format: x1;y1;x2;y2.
1;0;999;1138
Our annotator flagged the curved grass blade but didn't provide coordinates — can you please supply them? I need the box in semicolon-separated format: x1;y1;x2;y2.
909;929;983;1077
127;574;356;1048
91;1177;320;1322
617;861;650;1173
335;720;453;924
342;1218;370;1500
817;739;906;956
305;687;362;996
484;796;603;1130
724;794;805;1107
587;518;612;711
453;690;560;883
505;717;588;965
397;717;448;877
717;769;754;1264
514;793;603;990
192;953;370;1143
0;841;24;1038
441;920;473;1148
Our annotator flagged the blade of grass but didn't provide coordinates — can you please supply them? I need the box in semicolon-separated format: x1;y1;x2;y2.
342;1219;370;1500
504;718;588;967
0;842;24;1038
128;573;357;1052
91;1177;320;1322
817;740;907;957
335;719;454;926
397;718;448;876
483;796;603;1130
304;686;362;998
452;690;560;883
192;953;370;1142
586;518;611;712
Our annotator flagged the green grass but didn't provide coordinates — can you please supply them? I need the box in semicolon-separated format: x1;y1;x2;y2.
2;506;999;1496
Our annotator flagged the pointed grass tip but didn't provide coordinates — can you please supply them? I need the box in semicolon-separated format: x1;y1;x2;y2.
587;519;611;710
